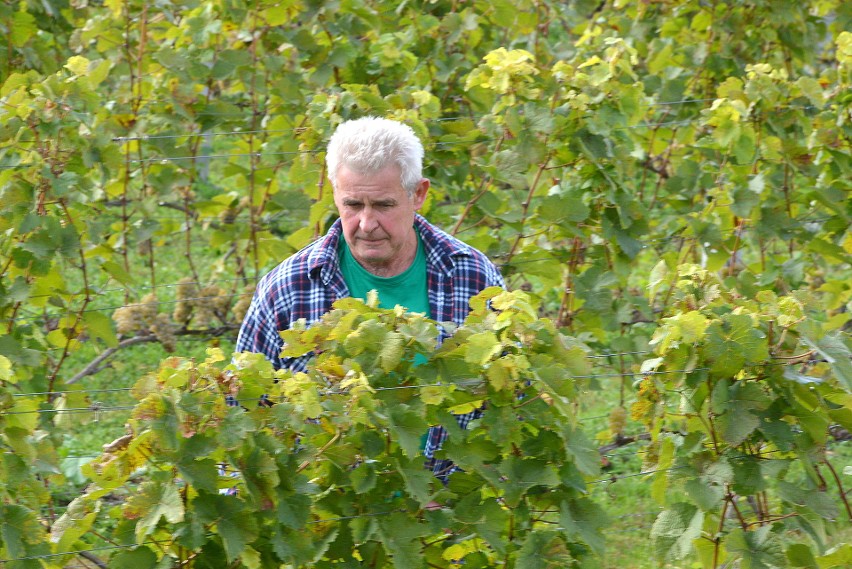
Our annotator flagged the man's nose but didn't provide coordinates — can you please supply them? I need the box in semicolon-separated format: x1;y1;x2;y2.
359;209;378;233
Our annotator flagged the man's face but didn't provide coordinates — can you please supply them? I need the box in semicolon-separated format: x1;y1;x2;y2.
333;165;428;276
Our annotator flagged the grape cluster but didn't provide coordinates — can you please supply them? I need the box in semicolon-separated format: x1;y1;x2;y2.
112;294;174;350
194;285;229;326
139;293;158;324
629;377;661;426
112;304;143;336
172;278;198;326
608;406;627;437
112;293;157;336
151;313;176;352
231;285;255;323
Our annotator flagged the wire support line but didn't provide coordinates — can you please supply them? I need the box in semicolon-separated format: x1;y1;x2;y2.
589;449;784;485
2;369;711;414
653;97;716;106
118;118;703;164
1;405;137;416
7;291;254;323
305;510;401;525
0;541;168;564
126;149;321;164
9;214;835;306
25;276;259;301
95;98;824;142
113;129;295;142
8;356;807;405
0;507;411;563
587;350;650;359
12;387;135;398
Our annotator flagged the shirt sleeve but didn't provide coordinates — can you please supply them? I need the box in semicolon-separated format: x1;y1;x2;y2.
235;281;287;370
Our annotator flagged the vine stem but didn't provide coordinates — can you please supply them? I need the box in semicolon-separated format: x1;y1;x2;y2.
450;133;506;236
504;510;515;567
78;551;107;568
714;497;729;569
823;458;852;521
726;490;749;530
46;200;92;396
657;236;694;316
705;386;721;456
556;237;583;329
745;513;799;528
504;151;554;265
726;217;746;278
297;431;340;473
248;6;261;278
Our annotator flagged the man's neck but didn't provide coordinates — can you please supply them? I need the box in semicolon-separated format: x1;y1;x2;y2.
359;244;417;277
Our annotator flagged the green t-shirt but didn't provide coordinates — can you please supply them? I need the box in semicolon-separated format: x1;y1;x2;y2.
338;231;431;317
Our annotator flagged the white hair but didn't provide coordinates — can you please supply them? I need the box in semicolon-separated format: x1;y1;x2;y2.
326;117;424;195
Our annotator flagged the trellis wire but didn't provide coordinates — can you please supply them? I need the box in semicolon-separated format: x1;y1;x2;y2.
6;361;825;415
4;215;824;326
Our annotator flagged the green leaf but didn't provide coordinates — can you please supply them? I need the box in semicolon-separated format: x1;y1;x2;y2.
517;530;570;568
101;260;135;285
732;457;765;495
278;492;311;529
124;479;185;543
0;355;12;382
703;314;768;377
11;10;37;47
806;239;852;264
651;503;703;561
561;424;600;477
395;457;433;504
50;496;99;553
464;331;502;365
274;525;337;566
350;463;377;494
787;543;819;568
377;512;428;569
497;456;560;507
194;493;258;563
716;382;769;445
817;543;852;568
378;331;405;372
802;332;852;391
559;497;608;554
684;477;723;511
177;458;219;494
108;546;158;569
648;259;668;301
0;504;48;562
386;404;428;458
84;311;119;348
725;526;785;569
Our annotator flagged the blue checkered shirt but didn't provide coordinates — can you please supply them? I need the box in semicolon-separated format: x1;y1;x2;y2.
236;214;504;480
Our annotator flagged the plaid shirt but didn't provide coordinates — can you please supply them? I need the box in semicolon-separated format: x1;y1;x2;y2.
236;214;504;480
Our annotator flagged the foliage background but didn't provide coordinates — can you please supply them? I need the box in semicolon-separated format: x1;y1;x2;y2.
1;0;851;567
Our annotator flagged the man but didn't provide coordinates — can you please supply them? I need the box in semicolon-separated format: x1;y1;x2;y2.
236;116;504;480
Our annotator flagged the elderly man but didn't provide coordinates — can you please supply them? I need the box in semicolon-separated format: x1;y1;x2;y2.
236;116;504;480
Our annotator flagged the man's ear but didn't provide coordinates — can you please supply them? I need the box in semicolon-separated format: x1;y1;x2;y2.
413;178;430;209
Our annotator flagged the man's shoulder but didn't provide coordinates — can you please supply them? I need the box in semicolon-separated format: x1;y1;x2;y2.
416;215;499;268
257;223;341;290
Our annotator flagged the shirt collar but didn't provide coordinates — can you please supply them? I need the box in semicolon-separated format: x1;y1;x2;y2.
307;214;473;281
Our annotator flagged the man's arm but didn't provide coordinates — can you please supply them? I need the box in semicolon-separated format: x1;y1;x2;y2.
235;283;287;370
